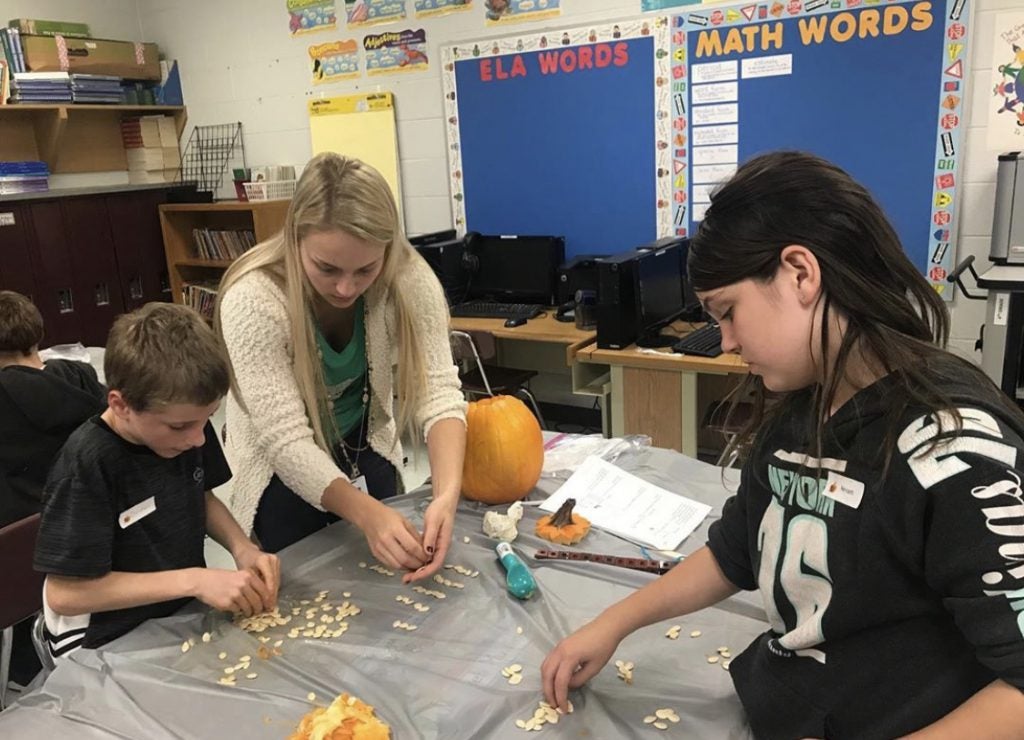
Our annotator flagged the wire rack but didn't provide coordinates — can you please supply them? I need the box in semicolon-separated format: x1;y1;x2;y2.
179;123;246;196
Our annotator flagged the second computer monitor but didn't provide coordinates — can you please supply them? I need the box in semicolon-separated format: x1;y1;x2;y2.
467;234;565;305
636;244;686;337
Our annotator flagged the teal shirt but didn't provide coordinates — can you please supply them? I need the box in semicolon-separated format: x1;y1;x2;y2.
315;298;367;441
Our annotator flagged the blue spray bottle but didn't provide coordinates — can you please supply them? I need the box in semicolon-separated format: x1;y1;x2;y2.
496;542;537;599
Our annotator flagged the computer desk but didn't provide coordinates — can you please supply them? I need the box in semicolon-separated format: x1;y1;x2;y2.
449;312;596;367
574;323;748;456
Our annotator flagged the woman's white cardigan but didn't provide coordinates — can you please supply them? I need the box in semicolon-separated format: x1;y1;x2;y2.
218;256;466;535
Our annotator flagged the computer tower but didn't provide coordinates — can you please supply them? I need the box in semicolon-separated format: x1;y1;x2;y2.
414;238;469;306
596;250;643;350
556;255;601;306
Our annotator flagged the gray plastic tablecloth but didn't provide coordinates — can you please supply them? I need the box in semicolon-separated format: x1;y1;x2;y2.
0;447;764;738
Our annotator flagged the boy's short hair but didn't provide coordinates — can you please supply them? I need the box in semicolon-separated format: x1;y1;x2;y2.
0;290;44;355
105;302;229;411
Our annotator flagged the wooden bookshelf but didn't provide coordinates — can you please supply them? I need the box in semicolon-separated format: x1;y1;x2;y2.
0;104;187;173
159;200;290;311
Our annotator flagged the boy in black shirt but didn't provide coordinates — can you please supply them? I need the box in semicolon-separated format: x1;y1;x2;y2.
0;290;106;528
34;303;280;656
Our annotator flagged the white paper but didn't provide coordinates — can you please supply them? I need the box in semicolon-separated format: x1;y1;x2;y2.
692;60;738;84
540;456;711;551
986;11;1024;151
692;103;739;126
741;53;793;79
692;203;710;222
692;144;738;165
692;183;715;204
692;163;737;185
691;81;738;105
692;123;739;146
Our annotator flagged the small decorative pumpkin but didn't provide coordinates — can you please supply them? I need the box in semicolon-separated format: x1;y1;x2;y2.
461;395;544;505
535;498;591;545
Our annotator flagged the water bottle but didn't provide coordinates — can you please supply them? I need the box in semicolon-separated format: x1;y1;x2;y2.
496;542;537;600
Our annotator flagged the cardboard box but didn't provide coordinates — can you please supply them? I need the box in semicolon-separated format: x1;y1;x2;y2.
9;19;91;38
22;35;160;81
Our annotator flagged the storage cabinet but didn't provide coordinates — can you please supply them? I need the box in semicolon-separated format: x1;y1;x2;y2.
0;185;196;347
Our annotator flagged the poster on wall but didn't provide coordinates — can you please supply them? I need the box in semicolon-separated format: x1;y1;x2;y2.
641;0;701;10
484;0;560;26
416;0;472;18
365;29;429;74
287;0;338;35
986;11;1024;152
442;18;671;256
309;40;360;83
670;0;969;300
346;0;407;27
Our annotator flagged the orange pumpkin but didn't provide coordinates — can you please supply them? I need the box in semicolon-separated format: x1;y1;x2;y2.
461;395;544;504
288;692;390;740
536;498;591;545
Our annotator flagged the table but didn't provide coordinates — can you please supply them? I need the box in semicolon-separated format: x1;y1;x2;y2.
450;312;596;369
575;324;748;457
0;447;766;738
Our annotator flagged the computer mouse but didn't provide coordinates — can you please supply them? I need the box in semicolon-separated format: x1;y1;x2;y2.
504;316;528;328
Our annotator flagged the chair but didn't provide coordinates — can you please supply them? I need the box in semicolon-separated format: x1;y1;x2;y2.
702;400;754;467
0;513;47;709
450;330;546;428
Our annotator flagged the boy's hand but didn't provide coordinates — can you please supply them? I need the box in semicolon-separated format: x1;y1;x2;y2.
233;545;280;609
193;568;274;616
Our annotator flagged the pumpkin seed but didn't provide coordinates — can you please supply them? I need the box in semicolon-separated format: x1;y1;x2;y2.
307;692;316;702
690;630;702;637
218;652;227;660
653;721;669;730
246;673;258;679
707;655;719;664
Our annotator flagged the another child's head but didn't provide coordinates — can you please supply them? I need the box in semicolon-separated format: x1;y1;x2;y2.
0;290;44;361
688;150;947;395
104;302;229;458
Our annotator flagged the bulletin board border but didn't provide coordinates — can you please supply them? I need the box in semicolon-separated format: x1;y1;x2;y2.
441;17;672;241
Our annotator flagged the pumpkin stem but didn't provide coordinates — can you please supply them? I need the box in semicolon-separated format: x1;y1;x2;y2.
550;499;577;528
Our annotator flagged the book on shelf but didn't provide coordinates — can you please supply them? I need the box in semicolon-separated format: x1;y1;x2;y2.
191;227;256;261
182;281;219;319
9;19;92;39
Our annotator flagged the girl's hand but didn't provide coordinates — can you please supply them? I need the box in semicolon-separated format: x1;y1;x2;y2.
541;617;623;713
357;498;430;572
404;493;459;584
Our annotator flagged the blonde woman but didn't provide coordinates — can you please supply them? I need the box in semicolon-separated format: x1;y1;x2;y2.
216;153;466;584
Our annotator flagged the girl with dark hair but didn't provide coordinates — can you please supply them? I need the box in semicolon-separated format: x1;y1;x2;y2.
541;151;1024;737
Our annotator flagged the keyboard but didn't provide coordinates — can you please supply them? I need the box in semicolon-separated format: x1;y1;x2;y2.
672;323;723;357
449;300;545;319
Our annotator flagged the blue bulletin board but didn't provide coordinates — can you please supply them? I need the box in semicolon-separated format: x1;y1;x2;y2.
672;0;969;298
443;0;969;295
442;20;672;259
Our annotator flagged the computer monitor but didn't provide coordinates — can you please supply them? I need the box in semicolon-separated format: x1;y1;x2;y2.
636;244;685;347
466;234;565;304
639;236;703;323
414;238;469;306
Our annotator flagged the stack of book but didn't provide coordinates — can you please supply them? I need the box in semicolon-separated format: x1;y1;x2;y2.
0;161;49;194
191;228;257;260
10;71;71;102
182;282;219;320
71;73;122;103
121;114;180;184
0;26;26;74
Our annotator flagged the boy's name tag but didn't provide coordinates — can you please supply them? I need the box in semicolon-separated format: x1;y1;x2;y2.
351;475;368;494
119;496;157;528
823;472;864;510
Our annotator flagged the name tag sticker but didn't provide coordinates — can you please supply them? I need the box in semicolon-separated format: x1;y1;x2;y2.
351;475;368;493
823;472;864;510
119;496;157;529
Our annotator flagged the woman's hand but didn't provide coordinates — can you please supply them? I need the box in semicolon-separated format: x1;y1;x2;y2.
404;493;459;584
355;497;431;572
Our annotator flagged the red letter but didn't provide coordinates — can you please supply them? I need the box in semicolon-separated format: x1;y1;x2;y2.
559;49;577;73
613;42;628;67
511;54;527;78
577;45;594;70
480;59;492;82
496;57;509;80
595;43;612;68
538;51;559;74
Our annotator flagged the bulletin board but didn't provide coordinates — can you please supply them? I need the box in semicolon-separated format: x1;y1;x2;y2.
442;19;672;259
309;91;404;214
443;0;969;298
671;0;970;298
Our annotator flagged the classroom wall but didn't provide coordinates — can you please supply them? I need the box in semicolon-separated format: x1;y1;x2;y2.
2;0;1015;361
